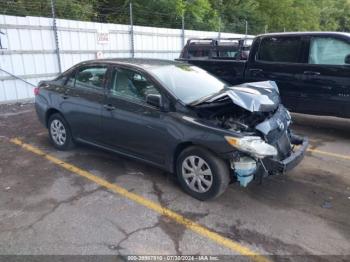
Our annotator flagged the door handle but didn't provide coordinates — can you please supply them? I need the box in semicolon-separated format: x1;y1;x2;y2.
303;71;321;76
104;104;116;111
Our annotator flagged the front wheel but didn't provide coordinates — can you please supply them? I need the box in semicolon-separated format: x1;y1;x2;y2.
48;113;75;150
176;146;230;201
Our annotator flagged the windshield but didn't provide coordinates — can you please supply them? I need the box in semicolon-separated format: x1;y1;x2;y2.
150;64;226;104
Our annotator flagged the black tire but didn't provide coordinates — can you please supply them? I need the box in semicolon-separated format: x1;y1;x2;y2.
48;113;75;150
176;146;230;201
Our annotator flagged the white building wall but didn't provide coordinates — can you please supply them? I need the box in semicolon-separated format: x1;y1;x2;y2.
0;14;248;102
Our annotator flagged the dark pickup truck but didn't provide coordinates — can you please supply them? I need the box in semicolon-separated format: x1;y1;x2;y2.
179;32;350;118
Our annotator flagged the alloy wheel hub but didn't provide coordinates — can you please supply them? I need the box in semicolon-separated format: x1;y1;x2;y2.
50;119;66;146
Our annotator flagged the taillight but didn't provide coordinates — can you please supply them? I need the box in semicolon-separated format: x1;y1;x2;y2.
34;87;40;96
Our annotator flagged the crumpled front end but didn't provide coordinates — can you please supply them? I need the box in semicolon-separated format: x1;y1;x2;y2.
191;80;308;187
229;105;308;187
226;81;281;113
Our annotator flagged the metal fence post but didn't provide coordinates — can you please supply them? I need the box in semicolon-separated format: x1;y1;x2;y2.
218;16;221;40
181;14;185;48
50;0;62;73
129;1;134;58
218;0;223;40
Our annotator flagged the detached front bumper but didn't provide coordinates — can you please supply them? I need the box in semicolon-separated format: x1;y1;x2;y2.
262;134;309;174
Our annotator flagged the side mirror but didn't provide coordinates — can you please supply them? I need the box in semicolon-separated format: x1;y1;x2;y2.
345;54;350;64
146;94;161;108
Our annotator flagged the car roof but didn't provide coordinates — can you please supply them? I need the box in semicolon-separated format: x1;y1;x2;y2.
78;58;182;70
257;31;350;38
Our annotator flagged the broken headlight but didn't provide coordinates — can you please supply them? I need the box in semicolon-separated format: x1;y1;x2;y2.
225;136;278;158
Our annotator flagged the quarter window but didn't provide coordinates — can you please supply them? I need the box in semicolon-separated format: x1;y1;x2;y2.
308;37;350;65
110;68;160;103
258;37;302;63
65;73;75;88
75;66;108;89
54;71;70;85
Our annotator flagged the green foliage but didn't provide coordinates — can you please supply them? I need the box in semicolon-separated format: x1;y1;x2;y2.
1;0;349;34
319;0;350;32
1;0;96;21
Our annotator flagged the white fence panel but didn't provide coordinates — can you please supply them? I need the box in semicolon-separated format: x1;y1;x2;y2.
0;14;248;103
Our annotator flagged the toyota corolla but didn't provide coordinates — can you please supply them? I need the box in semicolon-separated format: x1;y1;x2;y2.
35;59;308;200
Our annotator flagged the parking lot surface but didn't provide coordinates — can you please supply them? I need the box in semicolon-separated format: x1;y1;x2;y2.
0;103;350;261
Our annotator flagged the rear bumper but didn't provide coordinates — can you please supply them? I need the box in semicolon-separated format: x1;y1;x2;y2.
262;134;308;173
35;97;48;127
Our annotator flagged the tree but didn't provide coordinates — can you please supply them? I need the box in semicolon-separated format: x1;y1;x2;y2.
0;0;349;34
0;0;97;21
319;0;350;32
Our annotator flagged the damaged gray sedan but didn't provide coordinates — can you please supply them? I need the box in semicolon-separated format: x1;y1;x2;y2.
35;59;308;201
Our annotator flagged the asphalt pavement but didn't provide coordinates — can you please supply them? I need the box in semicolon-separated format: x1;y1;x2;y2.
0;103;349;261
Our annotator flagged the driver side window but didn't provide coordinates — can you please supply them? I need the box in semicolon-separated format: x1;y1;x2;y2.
110;68;160;103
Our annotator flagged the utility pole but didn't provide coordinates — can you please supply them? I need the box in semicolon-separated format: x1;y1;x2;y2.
245;20;248;37
50;0;62;73
218;16;221;40
129;1;134;58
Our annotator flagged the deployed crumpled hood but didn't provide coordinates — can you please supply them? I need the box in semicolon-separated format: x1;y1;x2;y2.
194;81;280;112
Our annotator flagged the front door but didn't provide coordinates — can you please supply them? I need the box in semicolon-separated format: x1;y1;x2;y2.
101;66;171;166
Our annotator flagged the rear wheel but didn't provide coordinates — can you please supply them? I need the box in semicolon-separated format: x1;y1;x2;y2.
48;113;75;150
176;146;230;201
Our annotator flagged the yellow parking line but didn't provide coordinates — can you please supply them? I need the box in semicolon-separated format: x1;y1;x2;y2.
9;138;270;262
307;148;350;161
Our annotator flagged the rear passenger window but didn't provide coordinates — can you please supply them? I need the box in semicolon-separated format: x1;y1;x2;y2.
75;66;108;89
309;37;350;65
258;37;302;63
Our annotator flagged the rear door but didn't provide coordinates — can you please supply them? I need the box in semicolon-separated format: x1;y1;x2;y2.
59;64;108;142
299;35;350;117
245;36;306;112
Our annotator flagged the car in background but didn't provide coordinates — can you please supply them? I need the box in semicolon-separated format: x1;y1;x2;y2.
35;59;307;200
179;32;350;118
